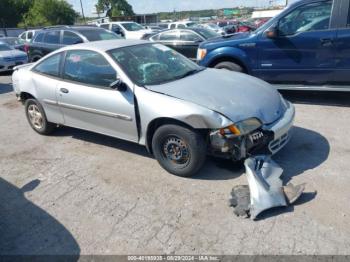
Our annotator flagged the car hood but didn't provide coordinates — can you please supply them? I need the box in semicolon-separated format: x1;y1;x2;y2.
0;49;27;58
146;69;285;124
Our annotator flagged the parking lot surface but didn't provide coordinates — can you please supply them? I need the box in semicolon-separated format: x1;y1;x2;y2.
1;72;350;255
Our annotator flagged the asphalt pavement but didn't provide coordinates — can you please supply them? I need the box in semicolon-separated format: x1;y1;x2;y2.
1;72;350;255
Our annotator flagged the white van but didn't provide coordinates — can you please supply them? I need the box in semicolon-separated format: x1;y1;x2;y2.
99;22;152;40
18;30;38;42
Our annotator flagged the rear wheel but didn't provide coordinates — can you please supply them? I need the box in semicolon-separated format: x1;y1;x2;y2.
214;61;243;72
25;99;56;135
152;124;207;177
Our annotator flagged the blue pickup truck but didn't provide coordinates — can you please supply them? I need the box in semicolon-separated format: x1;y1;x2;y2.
197;0;350;90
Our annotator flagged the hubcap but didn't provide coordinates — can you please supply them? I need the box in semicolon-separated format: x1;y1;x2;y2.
28;104;43;130
163;136;190;165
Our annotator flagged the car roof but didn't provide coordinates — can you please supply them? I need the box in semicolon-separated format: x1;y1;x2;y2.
60;39;150;52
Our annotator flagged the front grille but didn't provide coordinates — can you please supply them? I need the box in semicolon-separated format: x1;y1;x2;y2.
268;132;289;154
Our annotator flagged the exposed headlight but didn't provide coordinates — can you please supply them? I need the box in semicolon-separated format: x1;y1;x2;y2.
197;48;207;61
219;118;262;137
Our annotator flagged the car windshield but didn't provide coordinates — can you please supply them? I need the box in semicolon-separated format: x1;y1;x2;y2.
76;29;120;41
109;43;203;86
195;28;220;39
121;22;144;31
0;44;12;51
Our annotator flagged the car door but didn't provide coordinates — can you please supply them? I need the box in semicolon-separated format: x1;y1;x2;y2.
30;52;65;124
256;1;336;85
41;31;64;56
333;0;350;84
179;30;203;60
57;49;138;142
111;24;125;38
157;30;183;54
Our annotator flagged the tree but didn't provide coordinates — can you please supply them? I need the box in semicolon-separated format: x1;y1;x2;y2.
22;0;78;27
0;0;32;27
96;0;135;18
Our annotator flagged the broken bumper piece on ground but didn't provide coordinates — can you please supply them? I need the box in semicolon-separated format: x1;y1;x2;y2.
229;155;305;220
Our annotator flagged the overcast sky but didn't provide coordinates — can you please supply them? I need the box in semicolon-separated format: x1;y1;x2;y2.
68;0;298;16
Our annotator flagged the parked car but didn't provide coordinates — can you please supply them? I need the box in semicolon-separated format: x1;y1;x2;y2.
198;23;225;35
144;25;163;32
198;0;349;90
144;28;220;60
0;37;26;51
0;43;28;72
13;40;294;177
99;22;153;39
19;30;38;43
27;26;120;62
222;21;256;35
167;21;198;29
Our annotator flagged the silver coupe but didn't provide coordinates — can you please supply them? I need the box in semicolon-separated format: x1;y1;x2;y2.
12;40;295;177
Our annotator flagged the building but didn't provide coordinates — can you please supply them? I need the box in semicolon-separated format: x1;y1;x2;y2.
112;14;158;24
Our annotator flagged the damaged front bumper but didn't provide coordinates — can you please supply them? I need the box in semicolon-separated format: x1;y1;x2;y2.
210;102;295;160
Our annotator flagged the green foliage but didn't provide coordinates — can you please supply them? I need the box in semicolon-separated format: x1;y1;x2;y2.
96;0;135;18
21;0;78;27
0;0;32;27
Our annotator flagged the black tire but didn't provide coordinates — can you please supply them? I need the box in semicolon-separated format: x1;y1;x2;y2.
214;61;243;72
30;56;42;62
152;124;207;177
25;98;56;135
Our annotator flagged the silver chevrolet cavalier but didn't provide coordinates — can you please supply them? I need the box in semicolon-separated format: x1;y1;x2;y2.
12;40;295;177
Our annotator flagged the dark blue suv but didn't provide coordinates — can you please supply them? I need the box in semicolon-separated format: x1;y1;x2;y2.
198;0;350;90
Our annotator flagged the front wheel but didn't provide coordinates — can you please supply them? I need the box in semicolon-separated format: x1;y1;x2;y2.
214;61;243;72
25;99;56;135
152;125;207;177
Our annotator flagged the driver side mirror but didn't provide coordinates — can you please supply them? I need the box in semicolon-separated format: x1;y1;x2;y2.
110;77;127;92
265;27;278;39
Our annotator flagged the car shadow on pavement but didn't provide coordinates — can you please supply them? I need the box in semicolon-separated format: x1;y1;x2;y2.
53;126;152;159
0;81;13;95
281;90;350;107
0;178;80;257
274;126;330;183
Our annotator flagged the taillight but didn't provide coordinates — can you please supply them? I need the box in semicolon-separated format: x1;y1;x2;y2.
24;44;29;53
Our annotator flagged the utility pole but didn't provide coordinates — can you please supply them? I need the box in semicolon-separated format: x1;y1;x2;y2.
79;0;86;24
286;0;289;6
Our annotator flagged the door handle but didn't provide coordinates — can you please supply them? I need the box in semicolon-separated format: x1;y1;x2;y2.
60;88;69;94
320;38;333;46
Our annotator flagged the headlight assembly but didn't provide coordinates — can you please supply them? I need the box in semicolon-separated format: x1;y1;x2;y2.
219;118;262;137
197;48;207;61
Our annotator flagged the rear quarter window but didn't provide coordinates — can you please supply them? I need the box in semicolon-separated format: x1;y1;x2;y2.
32;53;62;77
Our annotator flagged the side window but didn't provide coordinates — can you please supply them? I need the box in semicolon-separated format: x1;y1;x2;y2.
33;53;61;77
278;1;332;36
63;50;117;87
100;24;109;29
177;24;186;29
62;31;83;45
169;24;176;29
180;31;202;42
150;34;160;41
34;32;45;43
112;24;123;32
27;31;33;40
44;31;61;44
159;31;179;41
20;33;26;40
